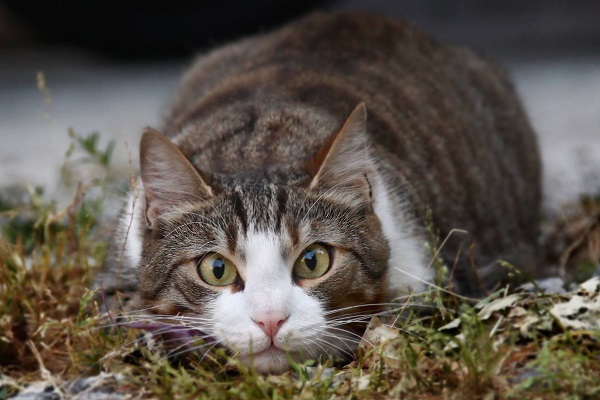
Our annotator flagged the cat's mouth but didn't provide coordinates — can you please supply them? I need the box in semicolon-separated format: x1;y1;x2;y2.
244;345;295;374
253;344;281;356
122;321;307;373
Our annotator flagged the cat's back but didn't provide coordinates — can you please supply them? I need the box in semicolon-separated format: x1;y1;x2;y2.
162;11;454;168
163;11;535;175
162;11;541;293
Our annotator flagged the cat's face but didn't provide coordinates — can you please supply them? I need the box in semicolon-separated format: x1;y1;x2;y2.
136;105;392;373
138;175;389;373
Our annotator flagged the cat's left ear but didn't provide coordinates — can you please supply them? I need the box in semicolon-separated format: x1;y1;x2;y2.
305;103;375;206
140;128;214;228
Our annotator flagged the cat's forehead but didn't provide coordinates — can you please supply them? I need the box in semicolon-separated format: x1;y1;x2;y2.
213;168;308;189
209;169;309;232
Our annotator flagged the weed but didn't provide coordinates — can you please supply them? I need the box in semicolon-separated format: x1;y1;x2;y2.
1;133;598;399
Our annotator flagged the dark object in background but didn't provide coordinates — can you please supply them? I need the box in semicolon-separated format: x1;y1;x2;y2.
3;0;330;58
4;0;600;59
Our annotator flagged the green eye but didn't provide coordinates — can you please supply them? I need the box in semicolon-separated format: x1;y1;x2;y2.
197;253;238;286
294;244;331;280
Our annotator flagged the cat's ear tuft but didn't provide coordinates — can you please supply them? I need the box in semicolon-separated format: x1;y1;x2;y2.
140;128;213;228
305;103;375;205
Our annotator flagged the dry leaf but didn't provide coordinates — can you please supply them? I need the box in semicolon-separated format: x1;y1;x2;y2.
550;277;600;330
477;294;523;320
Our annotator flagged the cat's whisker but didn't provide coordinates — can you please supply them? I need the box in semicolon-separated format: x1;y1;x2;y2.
96;314;220;358
392;265;477;302
396;228;472;308
96;304;164;320
326;319;372;328
391;289;442;302
168;318;215;326
297;337;324;360
95;315;215;345
97;324;218;365
121;314;215;324
324;307;409;323
93;317;192;331
326;311;375;322
160;336;225;364
99;335;158;362
100;313;173;321
327;314;430;343
321;325;372;347
120;311;215;321
322;302;401;315
322;301;435;317
310;332;354;357
313;329;361;357
327;309;439;325
158;331;216;345
314;337;355;359
158;336;219;362
93;320;176;333
195;339;226;365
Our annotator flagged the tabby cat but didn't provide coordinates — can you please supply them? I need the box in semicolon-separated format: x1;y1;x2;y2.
96;12;541;373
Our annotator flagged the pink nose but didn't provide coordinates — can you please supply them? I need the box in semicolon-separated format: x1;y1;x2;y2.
252;311;288;339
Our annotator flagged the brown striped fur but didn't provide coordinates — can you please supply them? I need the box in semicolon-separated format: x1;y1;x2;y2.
161;12;540;294
96;11;541;372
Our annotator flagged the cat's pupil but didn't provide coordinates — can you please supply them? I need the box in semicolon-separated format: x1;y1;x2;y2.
304;250;317;271
212;258;225;279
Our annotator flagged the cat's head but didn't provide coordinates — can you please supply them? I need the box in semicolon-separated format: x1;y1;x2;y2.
135;104;394;373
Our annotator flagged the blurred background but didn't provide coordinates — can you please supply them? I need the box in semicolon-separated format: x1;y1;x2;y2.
0;0;599;211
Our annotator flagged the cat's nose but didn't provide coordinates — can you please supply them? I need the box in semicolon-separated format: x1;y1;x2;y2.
252;311;288;339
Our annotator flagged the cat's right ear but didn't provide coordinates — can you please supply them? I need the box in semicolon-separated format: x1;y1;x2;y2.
140;128;213;228
304;103;375;207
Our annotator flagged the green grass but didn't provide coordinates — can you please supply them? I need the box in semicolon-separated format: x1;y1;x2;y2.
0;132;599;399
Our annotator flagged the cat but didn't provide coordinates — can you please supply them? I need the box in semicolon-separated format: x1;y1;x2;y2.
95;11;541;374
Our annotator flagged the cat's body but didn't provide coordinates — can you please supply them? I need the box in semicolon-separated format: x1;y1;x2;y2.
96;12;541;373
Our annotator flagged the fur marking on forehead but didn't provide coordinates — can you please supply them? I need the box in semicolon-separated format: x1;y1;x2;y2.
225;182;296;234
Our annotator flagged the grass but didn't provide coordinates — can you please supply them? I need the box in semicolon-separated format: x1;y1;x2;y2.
0;132;599;399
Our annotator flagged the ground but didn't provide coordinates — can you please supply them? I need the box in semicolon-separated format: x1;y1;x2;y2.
1;4;600;397
0;131;599;399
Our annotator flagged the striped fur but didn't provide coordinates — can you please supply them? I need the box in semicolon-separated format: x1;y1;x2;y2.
95;12;541;373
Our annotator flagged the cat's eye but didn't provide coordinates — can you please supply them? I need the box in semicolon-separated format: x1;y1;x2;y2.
293;244;331;280
197;253;238;286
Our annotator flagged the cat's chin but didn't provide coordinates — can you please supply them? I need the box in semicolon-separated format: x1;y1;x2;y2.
241;346;292;374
